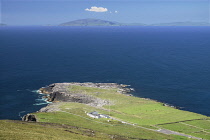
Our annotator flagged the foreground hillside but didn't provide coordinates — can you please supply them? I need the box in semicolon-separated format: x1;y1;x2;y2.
1;83;210;140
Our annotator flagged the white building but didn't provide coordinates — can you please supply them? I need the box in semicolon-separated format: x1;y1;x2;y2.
87;111;110;119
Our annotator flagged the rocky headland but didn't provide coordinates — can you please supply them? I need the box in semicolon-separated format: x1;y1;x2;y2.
38;82;134;112
39;82;134;94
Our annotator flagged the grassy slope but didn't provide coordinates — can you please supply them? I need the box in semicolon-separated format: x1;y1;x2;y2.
36;111;175;140
0;120;99;140
1;85;209;139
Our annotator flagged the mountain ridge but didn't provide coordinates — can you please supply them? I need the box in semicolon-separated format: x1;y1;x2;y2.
59;18;122;26
0;23;7;26
59;18;210;26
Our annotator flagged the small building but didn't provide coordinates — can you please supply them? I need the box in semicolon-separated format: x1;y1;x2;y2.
87;111;110;119
99;114;110;118
87;111;101;119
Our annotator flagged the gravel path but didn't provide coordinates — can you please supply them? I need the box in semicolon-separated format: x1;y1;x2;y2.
156;129;203;139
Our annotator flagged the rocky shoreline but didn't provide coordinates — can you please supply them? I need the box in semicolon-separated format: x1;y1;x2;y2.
39;82;134;95
37;82;134;112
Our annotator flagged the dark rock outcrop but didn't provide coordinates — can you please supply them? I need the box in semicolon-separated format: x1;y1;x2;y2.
22;114;37;122
45;91;108;107
47;91;95;103
39;87;52;94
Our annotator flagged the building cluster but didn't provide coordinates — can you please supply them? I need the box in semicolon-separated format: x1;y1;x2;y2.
87;111;110;119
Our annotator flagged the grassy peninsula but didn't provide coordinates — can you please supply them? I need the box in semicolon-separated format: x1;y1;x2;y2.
1;83;210;140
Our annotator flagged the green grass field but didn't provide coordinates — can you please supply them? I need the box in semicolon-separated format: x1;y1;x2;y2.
36;111;175;140
67;85;207;125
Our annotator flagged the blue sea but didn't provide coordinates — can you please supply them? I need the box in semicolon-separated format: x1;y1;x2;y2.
0;26;210;120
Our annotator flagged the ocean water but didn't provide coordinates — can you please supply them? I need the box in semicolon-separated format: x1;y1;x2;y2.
0;26;210;120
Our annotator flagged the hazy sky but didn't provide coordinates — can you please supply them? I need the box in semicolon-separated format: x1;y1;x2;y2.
1;0;210;25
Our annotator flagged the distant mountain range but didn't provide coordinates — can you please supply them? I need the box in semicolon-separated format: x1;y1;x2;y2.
59;18;122;26
0;23;7;26
59;18;210;26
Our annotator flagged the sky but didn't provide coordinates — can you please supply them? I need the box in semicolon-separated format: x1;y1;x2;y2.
1;0;210;25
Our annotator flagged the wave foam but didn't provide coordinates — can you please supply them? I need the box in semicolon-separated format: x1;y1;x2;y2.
33;89;51;106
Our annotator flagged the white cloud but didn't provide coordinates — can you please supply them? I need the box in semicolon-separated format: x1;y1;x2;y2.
85;6;108;12
115;11;118;13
